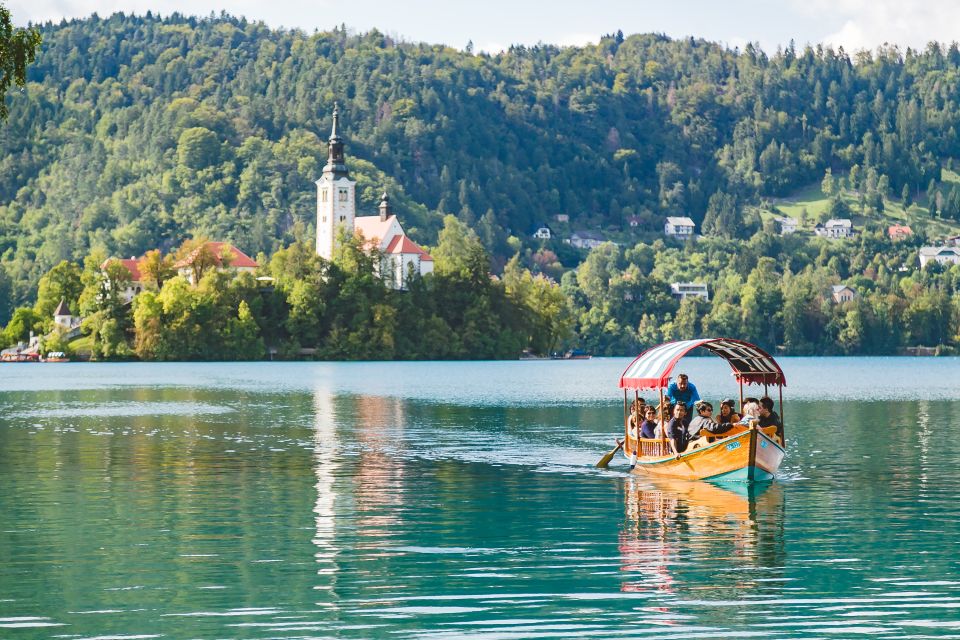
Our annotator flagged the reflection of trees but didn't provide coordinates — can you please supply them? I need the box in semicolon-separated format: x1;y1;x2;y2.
619;478;786;606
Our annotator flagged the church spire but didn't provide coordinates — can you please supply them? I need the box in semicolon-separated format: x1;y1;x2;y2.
330;102;341;141
323;102;348;178
379;190;392;221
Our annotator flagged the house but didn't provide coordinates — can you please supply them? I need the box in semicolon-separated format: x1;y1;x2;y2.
315;104;433;290
566;231;606;250
52;299;81;331
174;242;259;285
664;216;696;238
814;219;853;238
774;216;798;235
888;224;913;241
918;246;960;268
530;224;553;240
670;282;709;301
831;285;858;303
946;235;960;247
554;214;569;223
100;256;145;303
627;215;643;228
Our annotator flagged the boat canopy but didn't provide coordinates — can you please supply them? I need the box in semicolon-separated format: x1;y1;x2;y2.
619;338;786;390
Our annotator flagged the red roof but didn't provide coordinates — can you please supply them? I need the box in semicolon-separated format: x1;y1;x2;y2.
385;234;433;261
100;257;143;282
354;215;397;249
174;242;258;269
888;224;913;237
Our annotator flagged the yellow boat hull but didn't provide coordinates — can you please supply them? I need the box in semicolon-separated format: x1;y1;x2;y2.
626;427;784;481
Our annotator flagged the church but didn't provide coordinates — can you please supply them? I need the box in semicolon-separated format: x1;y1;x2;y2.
315;104;433;289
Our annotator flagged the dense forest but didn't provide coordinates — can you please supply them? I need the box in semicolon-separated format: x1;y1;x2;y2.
3;13;960;357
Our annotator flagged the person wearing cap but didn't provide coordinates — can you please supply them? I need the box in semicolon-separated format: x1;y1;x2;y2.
687;401;733;442
665;373;701;422
717;399;741;425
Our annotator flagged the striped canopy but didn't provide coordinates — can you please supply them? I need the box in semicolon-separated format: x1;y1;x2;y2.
619;338;786;390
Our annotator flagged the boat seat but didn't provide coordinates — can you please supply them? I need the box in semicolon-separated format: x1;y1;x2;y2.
760;425;782;445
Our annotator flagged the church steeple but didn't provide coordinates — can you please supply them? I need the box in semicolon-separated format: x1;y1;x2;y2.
323;102;348;179
379;191;392;221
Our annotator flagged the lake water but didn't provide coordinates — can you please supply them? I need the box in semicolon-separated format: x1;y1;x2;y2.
2;357;960;638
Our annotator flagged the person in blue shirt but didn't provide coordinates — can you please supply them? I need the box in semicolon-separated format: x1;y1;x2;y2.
665;373;700;420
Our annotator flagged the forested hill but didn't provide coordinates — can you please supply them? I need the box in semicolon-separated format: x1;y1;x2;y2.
3;12;960;305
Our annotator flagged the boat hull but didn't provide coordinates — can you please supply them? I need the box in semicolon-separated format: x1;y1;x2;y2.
627;428;784;482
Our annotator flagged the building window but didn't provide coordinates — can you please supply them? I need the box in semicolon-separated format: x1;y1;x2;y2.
322;216;327;223
321;189;328;203
339;215;345;222
339;189;348;202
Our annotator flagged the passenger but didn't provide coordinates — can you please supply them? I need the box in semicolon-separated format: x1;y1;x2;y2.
666;403;690;458
738;400;761;425
665;373;701;418
657;401;673;434
717;398;741;425
758;396;784;439
639;406;660;439
627;398;645;437
688;401;734;439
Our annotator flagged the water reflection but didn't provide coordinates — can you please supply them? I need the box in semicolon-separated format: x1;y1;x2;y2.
312;385;341;599
620;479;786;602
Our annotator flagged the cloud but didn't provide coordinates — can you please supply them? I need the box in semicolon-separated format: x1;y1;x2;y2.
793;0;960;51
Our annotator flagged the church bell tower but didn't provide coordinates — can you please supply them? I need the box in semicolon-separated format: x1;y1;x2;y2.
316;103;357;260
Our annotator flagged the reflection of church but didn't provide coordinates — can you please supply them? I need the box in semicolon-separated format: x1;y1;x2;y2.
315;104;433;289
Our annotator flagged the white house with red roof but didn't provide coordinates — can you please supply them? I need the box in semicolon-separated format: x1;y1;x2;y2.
100;256;145;303
102;242;258;301
174;241;259;285
315;104;433;289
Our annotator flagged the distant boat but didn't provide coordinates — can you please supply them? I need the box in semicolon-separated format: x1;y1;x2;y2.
519;349;549;360
609;338;786;481
43;352;70;363
0;352;40;362
551;349;591;360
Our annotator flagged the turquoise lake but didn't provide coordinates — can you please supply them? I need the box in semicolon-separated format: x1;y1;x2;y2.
3;357;960;638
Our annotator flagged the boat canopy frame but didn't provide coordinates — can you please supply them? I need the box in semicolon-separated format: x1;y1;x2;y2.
619;338;786;391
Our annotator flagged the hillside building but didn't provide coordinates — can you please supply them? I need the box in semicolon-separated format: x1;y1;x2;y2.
664;216;695;238
888;224;913;241
814;219;853;239
315;104;433;289
919;246;960;268
831;285;858;303
670;282;709;301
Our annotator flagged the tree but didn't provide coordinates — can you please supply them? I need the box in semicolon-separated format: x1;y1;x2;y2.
821;168;837;198
2;306;41;345
34;260;83;321
175;238;220;284
138;250;176;290
0;4;42;121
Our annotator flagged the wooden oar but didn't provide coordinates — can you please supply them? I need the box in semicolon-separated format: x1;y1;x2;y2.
596;439;624;468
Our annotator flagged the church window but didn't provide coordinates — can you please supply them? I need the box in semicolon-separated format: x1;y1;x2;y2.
339;188;348;201
321;189;328;202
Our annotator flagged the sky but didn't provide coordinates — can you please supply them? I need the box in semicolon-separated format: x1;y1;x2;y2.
9;0;960;55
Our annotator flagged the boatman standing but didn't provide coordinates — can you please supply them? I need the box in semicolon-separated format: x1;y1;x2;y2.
665;373;700;423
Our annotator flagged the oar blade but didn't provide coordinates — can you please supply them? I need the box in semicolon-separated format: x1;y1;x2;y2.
596;440;623;468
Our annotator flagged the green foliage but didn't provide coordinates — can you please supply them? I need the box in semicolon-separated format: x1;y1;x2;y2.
4;14;960;308
0;3;41;120
34;260;82;321
2;305;41;344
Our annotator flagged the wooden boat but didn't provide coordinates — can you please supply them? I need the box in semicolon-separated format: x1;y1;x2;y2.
616;338;787;481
